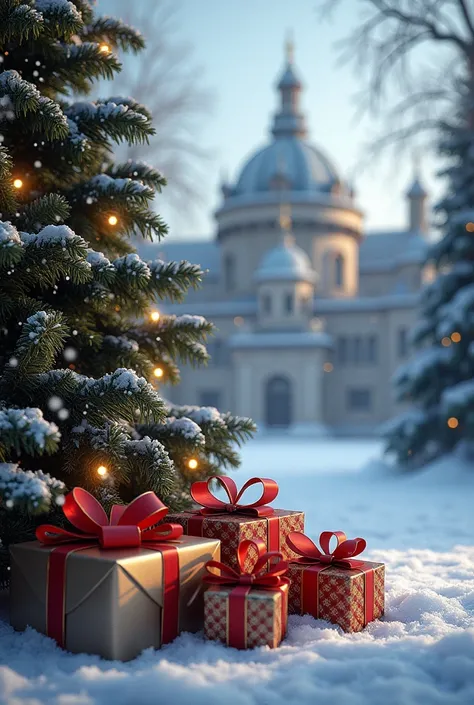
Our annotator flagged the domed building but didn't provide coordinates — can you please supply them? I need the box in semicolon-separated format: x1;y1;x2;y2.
138;42;430;434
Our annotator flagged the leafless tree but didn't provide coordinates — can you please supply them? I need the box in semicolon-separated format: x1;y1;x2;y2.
323;0;474;162
99;0;213;215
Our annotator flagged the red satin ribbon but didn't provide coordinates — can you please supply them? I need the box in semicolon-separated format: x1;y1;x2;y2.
287;531;374;626
191;476;279;517
37;488;184;648
204;538;289;648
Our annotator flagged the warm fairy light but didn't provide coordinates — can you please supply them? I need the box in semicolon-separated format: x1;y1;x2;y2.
441;337;451;347
99;43;110;53
451;332;461;343
323;362;333;372
108;215;118;226
234;316;244;327
150;310;160;322
187;458;198;470
447;417;459;429
153;367;164;378
466;222;474;232
97;465;108;477
13;178;23;189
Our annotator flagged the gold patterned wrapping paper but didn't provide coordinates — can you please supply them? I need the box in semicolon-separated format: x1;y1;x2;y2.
204;583;289;649
166;509;304;572
288;561;385;633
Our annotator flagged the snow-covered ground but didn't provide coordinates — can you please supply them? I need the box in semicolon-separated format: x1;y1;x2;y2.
0;438;473;705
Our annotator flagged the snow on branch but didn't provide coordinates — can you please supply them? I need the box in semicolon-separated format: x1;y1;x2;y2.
0;407;60;456
0;463;65;514
13;310;68;375
0;71;68;139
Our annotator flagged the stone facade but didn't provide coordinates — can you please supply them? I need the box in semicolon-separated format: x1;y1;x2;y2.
136;44;430;435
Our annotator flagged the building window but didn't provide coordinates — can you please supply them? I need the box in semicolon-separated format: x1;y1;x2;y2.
198;390;221;409
207;340;228;367
352;336;362;364
367;335;378;364
347;387;372;411
284;292;294;314
223;253;235;292
261;293;272;315
334;253;345;289
398;327;409;358
337;336;348;365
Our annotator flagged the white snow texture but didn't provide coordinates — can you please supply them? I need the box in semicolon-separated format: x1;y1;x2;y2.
0;438;472;705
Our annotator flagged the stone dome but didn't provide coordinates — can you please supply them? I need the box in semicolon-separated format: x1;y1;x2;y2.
255;235;316;284
234;136;339;196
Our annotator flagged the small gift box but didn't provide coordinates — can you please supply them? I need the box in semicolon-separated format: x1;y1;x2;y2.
167;476;304;572
10;488;220;660
286;531;384;633
203;538;289;649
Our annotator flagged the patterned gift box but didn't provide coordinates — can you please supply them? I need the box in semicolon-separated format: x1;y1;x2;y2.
287;531;384;633
203;538;289;649
167;476;304;572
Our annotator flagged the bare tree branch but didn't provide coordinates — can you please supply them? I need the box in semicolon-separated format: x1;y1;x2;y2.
98;0;214;221
323;0;474;157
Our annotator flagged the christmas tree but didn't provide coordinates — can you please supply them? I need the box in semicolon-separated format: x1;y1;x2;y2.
384;97;474;466
0;0;255;581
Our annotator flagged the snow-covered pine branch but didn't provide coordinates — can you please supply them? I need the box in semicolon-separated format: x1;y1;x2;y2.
65;99;153;146
11;310;68;376
148;259;204;301
80;16;145;53
0;406;60;457
0;71;68;140
35;0;83;36
105;161;166;190
0;221;23;268
0;463;65;515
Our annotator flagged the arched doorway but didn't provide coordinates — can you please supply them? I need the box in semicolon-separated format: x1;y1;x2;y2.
265;375;292;427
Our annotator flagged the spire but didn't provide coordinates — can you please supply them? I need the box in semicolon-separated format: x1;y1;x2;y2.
285;30;294;64
406;156;428;232
271;36;307;139
279;203;295;246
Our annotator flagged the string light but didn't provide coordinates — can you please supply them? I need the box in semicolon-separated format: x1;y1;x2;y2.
153;367;163;378
466;222;474;232
13;179;23;189
99;44;110;53
323;362;333;372
187;458;198;470
108;215;118;226
447;417;459;429
234;316;244;326
451;332;461;343
150;310;160;322
441;337;451;347
97;465;108;477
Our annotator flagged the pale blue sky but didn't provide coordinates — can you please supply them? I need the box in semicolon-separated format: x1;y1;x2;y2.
101;0;443;240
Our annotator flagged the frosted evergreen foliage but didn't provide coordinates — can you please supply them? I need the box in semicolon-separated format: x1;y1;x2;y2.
0;0;255;585
385;102;474;465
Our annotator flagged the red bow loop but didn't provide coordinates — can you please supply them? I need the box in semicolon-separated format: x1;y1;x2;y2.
287;531;367;569
36;488;183;548
191;476;279;517
204;538;288;589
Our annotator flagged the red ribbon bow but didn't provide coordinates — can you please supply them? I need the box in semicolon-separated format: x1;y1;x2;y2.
287;530;367;569
204;538;288;589
191;476;278;517
36;487;183;548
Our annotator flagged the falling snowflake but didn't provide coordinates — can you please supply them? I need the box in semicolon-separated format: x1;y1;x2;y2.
63;346;77;362
47;396;63;411
57;409;69;421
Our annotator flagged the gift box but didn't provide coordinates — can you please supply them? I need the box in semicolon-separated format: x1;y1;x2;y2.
286;531;384;633
10;488;220;660
167;476;304;572
203;538;289;649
